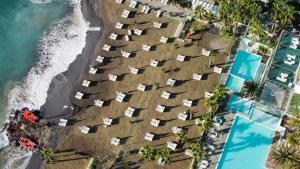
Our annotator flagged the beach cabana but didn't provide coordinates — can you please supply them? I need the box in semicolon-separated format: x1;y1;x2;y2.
151;118;161;127
82;80;91;87
121;10;131;18
202;48;211;56
193;73;203;81
115;22;124;29
94;99;104;107
121;50;132;58
183;99;193;107
166;78;176;86
154;21;162;28
129;66;140;74
204;91;213;98
176;54;186;62
58;118;68;126
134;28;143;35
111;137;121;145
125;107;136;117
160;36;168;44
89;67;98;74
79;126;90;134
144;132;155;141
156;10;163;17
150;59;160;67
129;0;138;8
102;44;111;51
96;55;105;63
116;91;126;102
108;74;118;81
109;33;119;40
142;44;152;51
172;126;182;134
141;5;151;13
161;91;171;99
115;0;124;4
213;66;222;74
103;117;113;127
75;92;84;100
178;112;188;121
156;104;166;113
167;141;177;150
137;83;147;91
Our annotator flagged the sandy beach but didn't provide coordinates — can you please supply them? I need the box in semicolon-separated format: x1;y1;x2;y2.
34;0;231;169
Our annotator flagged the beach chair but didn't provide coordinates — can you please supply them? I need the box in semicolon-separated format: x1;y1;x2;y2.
109;33;118;40
103;117;113;127
202;48;211;56
142;44;152;51
89;67;98;74
151;118;161;127
75;92;84;100
115;22;124;29
195;118;201;125
94;99;104;107
160;36;168;44
108;74;118;81
213;66;222;74
124;35;130;41
79;126;90;134
134;28;143;35
287;54;296;60
184;149;193;157
129;0;138;8
167;141;177;150
290;43;298;49
141;5;151;13
96;55;105;63
111;137;121;145
121;10;131;18
115;0;124;4
144;132;155;141
121;50;132;58
154;21;162;28
156;10;163;17
129;66;140;74
128;29;133;35
116;91;126;102
172;126;182;134
193;73;203;81
276;76;288;82
82;80;91;87
183;99;193;107
58;119;68;126
176;54;186;62
178;112;188;121
205;91;214;98
157;157;166;166
125;107;136;117
284;60;295;65
156;104;166;113
208;130;218;139
150;59;159;67
137;84;147;91
161;91;171;99
199;160;210;169
102;44;111;51
166;78;176;86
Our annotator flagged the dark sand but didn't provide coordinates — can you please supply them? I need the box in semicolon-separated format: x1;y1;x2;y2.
25;0;104;169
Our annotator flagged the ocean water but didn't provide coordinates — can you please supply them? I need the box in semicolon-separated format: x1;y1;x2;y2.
0;0;89;168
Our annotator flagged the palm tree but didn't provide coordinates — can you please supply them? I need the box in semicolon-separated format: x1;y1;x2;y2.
287;111;300;132
176;130;188;143
248;20;268;40
39;147;58;163
193;5;207;20
156;146;171;164
139;144;156;162
242;81;263;100
287;132;300;147
190;140;207;168
271;0;295;33
196;115;214;135
205;85;228;115
271;145;300;169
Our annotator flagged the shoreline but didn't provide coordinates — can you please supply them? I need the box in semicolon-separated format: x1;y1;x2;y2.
25;0;104;168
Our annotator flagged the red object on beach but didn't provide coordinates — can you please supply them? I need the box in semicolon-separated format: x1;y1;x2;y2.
19;138;36;151
22;110;38;123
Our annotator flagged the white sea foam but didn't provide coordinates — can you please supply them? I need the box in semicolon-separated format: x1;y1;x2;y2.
2;0;90;168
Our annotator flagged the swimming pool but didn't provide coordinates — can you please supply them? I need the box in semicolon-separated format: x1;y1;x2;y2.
227;95;253;116
230;50;262;81
217;115;274;169
226;75;245;92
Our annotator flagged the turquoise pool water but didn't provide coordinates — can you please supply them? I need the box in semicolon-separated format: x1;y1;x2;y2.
217;115;274;169
227;95;253;116
250;108;280;130
230;50;262;80
226;75;245;92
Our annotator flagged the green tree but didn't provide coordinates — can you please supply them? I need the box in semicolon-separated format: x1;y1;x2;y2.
248;20;268;40
270;0;295;33
176;130;188;143
193;5;207;20
39;147;58;163
190;140;207;168
287;132;300;147
271;145;300;169
242;81;263;100
205;85;228;115
155;146;171;164
196;115;214;135
287;111;300;132
139;144;156;162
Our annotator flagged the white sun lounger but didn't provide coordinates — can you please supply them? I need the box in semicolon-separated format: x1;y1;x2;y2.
121;10;131;18
177;54;186;62
142;44;152;51
185;149;193;157
183;99;193;107
202;48;211;56
154;21;162;28
111;137;121;145
115;0;124;4
96;55;105;63
125;107;136;117
199;160;210;169
129;66;139;74
82;80;91;87
129;0;138;8
75;92;84;100
79;126;90;134
287;54;296;60
103;117;113;127
150;59;159;67
156;10;163;17
116;91;126;102
167;141;177;150
213;66;222;74
121;50;132;58
172;126;182;134
205;91;214;98
161;91;171;99
108;74;118;81
178;112;188;121
166;78;176;86
102;44;111;51
109;33;118;40
58;119;68;126
94;99;104;107
141;5;151;13
115;22;124;29
160;36;168;44
134;28;143;35
137;84;147;91
151;118;161;127
284;60;295;65
193;73;203;80
124;35;130;41
89;67;97;74
276;76;288;82
156;104;166;113
144;132;155;141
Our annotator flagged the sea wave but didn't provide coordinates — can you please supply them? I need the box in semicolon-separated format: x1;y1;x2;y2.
1;0;89;168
